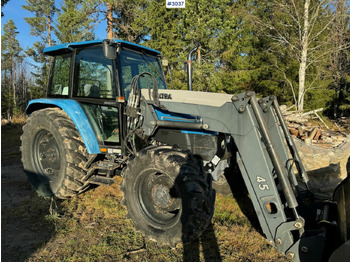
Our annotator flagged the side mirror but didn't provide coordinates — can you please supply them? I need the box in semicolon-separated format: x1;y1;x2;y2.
103;39;117;59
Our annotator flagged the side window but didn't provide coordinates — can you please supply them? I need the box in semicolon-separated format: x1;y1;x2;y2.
48;55;71;96
74;47;116;99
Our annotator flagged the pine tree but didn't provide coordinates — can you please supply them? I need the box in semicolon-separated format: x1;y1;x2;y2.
56;0;97;43
216;0;277;96
22;0;57;99
144;0;233;91
22;0;57;46
25;41;50;99
1;19;22;118
143;0;186;89
328;0;350;117
82;0;117;39
180;0;230;91
113;0;148;42
83;0;148;41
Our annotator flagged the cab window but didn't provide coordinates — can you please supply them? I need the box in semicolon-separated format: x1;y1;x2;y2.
48;54;71;96
73;47;116;99
119;49;166;99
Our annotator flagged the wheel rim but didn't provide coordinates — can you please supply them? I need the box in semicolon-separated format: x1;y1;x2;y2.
32;129;61;184
136;168;182;227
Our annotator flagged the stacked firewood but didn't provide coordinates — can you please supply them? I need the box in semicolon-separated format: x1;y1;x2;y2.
280;105;347;147
288;124;345;147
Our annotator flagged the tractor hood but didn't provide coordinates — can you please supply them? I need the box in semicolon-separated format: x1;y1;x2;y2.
141;89;233;107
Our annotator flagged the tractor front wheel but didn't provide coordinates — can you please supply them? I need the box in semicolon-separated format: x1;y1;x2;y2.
120;146;215;247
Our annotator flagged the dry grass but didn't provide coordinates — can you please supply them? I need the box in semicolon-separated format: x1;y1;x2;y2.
26;180;286;262
1;114;27;126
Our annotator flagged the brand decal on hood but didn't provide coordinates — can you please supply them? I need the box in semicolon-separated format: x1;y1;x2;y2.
159;93;172;100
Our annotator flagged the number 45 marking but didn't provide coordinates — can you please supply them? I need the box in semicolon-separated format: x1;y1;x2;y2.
257;176;270;191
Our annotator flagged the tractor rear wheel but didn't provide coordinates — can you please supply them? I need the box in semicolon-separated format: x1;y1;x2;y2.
21;108;89;199
120;146;215;247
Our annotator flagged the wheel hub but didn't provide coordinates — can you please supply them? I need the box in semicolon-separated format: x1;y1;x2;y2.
33;129;61;179
152;183;173;209
136;170;181;225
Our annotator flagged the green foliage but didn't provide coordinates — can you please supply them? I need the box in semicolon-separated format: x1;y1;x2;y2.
143;0;186;90
55;0;97;43
113;0;149;42
218;1;278;95
25;41;50;99
1;19;22;69
325;0;350;117
1;19;23;118
22;0;57;101
12;0;350;117
22;0;57;44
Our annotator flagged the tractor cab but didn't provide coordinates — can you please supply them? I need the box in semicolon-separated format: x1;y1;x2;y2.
43;39;166;150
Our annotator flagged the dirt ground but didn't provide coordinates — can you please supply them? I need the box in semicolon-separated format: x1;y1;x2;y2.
1;124;54;261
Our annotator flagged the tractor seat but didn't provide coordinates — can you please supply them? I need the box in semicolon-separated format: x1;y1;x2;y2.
84;84;100;98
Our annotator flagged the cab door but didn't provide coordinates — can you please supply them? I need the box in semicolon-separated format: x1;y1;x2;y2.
72;45;122;150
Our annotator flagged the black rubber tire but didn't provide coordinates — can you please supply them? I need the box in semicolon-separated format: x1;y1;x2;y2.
21;108;89;199
120;146;215;247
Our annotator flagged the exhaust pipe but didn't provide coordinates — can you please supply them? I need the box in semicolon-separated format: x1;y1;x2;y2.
187;45;199;91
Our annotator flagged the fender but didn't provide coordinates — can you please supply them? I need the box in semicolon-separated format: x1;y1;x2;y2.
26;99;101;154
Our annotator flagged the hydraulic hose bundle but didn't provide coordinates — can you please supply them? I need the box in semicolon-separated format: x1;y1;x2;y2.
124;72;158;154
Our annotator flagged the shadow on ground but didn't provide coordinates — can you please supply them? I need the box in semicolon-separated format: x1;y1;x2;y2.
183;223;222;261
1;124;55;262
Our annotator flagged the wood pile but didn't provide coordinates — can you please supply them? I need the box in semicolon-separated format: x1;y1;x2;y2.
287;124;346;147
281;105;327;125
280;105;347;148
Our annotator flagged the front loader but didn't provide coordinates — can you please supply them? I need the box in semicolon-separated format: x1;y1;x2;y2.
21;39;349;261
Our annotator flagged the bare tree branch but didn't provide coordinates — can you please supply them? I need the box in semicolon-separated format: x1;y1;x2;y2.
273;59;298;105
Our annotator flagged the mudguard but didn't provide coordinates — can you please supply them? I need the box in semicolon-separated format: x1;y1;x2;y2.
26;99;101;154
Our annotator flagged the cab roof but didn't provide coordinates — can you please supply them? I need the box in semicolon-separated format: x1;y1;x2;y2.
43;39;161;56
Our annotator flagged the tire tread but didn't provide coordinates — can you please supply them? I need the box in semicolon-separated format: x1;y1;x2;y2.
21;107;89;199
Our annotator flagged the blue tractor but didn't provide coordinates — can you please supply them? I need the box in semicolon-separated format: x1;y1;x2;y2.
21;39;349;261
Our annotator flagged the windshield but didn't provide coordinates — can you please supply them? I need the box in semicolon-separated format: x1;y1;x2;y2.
119;48;166;99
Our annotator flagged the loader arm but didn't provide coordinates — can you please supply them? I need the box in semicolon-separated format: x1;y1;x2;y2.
140;89;348;261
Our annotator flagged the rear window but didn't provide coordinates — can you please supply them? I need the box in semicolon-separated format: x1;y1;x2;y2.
48;54;71;96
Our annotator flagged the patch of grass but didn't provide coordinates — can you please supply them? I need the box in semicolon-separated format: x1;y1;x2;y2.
27;185;287;261
213;195;250;227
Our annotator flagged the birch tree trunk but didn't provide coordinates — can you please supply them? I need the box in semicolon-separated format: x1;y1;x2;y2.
298;0;310;111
